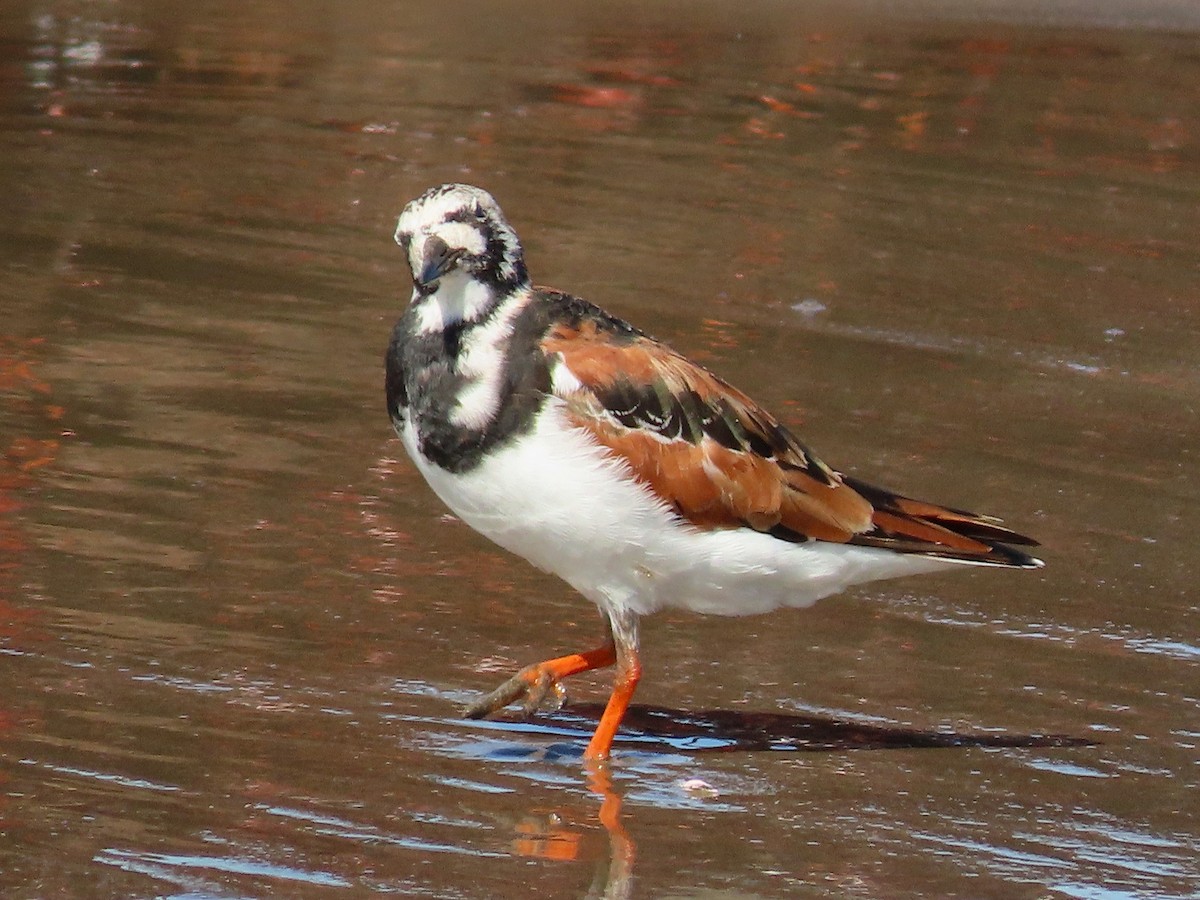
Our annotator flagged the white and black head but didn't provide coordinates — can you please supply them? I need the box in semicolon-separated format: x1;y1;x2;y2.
394;184;529;312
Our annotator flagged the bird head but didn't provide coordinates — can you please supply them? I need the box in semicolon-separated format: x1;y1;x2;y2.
394;184;529;302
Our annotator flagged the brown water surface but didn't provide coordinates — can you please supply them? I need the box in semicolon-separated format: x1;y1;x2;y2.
1;1;1198;896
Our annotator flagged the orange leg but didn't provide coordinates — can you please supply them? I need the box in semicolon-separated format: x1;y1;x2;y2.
464;617;617;719
585;608;640;761
465;607;642;761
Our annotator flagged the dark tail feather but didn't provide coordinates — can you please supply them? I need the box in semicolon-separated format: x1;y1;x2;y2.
841;474;1043;569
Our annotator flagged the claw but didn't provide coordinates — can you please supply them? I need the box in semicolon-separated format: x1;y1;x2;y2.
461;632;620;730
520;677;568;716
520;668;555;716
463;663;562;720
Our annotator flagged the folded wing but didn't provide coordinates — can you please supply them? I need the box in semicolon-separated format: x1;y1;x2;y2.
541;300;1040;568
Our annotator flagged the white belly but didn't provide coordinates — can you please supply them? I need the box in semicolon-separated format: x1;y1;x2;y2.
400;401;957;617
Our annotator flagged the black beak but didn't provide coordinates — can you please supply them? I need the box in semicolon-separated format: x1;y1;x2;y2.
416;236;462;288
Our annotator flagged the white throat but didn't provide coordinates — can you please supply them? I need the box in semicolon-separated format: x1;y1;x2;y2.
414;272;500;334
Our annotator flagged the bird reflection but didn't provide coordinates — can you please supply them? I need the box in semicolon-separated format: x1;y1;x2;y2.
496;703;1089;898
501;760;633;899
584;761;634;900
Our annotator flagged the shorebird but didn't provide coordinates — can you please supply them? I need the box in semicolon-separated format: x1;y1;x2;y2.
385;183;1041;761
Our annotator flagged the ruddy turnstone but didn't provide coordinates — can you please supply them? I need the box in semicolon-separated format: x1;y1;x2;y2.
386;183;1041;762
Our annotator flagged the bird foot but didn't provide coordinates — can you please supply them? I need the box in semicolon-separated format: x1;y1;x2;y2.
464;664;569;719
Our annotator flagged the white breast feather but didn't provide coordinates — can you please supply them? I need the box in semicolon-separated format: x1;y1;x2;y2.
447;295;527;430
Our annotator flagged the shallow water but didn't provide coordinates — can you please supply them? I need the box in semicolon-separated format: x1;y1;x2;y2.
1;0;1198;896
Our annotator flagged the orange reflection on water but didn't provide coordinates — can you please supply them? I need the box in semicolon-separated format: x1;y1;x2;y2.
586;761;635;900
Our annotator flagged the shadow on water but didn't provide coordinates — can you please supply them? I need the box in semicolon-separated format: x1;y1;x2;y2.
477;702;1096;754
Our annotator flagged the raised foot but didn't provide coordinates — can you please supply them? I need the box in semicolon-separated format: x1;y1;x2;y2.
463;664;568;720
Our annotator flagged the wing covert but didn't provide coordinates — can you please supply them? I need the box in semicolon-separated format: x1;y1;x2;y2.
537;294;1041;567
541;311;875;542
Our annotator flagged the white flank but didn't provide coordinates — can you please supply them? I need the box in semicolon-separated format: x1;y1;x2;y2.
400;401;960;619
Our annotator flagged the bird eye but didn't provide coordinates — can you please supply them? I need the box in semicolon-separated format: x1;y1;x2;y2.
473;203;486;220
